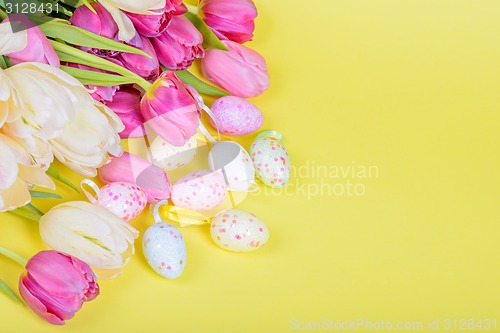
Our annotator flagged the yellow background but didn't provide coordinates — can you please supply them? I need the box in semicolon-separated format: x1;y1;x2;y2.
2;0;500;332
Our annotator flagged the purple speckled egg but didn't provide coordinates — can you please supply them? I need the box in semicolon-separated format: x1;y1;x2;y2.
210;96;263;136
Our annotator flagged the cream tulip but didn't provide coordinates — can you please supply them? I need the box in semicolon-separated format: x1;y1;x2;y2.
49;101;124;178
39;201;139;279
2;62;89;142
0;133;55;212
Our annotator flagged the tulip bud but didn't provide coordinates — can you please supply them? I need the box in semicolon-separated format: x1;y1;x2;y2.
99;152;171;203
201;40;269;98
105;87;147;138
39;202;139;279
151;15;204;71
200;0;257;44
3;14;60;67
19;251;99;325
117;34;160;81
140;71;201;146
70;2;120;57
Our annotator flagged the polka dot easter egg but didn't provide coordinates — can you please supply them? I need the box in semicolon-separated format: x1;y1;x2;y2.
210;209;269;252
250;131;291;188
149;134;197;171
210;96;263;136
143;222;186;279
171;170;227;211
97;182;147;222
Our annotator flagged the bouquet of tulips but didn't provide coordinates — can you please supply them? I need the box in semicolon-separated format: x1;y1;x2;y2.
0;0;281;326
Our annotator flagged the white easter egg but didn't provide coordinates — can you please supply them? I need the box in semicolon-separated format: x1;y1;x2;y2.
208;141;256;192
97;182;147;221
210;209;269;252
250;132;291;188
210;96;263;136
171;170;227;211
149;134;197;171
143;222;186;279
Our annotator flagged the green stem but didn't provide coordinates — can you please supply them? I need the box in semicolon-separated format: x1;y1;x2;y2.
49;40;152;91
0;8;7;20
0;245;28;267
9;208;41;222
185;3;199;15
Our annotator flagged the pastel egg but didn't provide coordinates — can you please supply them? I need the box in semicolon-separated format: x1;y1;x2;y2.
97;182;147;221
149;134;197;171
210;96;263;136
210;209;269;252
143;222;186;279
250;131;291;188
171;170;227;211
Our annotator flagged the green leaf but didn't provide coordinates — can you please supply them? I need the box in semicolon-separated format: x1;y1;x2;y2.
25;203;43;216
184;12;228;51
9;208;41;222
46;165;80;193
60;65;139;86
0;56;7;70
0;279;22;304
175;70;228;97
50;40;152;90
29;191;62;199
36;20;150;57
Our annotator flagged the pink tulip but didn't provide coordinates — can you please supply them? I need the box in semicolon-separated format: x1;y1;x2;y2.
19;251;99;325
99;152;171;203
105;87;146;138
140;71;201;146
116;34;160;81
70;3;120;57
151;15;205;71
200;0;257;44
201;40;269;98
4;14;60;67
125;0;187;37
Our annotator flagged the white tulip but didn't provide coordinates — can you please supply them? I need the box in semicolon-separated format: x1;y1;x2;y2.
1;63;124;177
49;101;124;177
2;62;89;142
0;133;55;212
39;201;139;279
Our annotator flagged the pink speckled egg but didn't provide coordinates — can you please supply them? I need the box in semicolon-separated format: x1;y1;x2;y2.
171;170;227;211
97;182;147;221
210;96;263;136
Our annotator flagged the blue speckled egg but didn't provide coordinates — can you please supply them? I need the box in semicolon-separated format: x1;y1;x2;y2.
143;222;186;279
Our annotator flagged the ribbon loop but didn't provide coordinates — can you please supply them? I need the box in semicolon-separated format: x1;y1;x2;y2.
80;179;100;204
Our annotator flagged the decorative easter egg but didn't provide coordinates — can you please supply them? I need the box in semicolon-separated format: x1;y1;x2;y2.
171;170;227;211
143;222;186;279
210;209;269;252
149;134;197;171
210;96;263;136
250;131;291;188
97;182;147;221
208;141;256;192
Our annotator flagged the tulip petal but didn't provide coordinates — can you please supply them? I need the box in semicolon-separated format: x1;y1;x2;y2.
25;251;87;299
0;21;27;55
19;278;65;325
0;140;19;190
